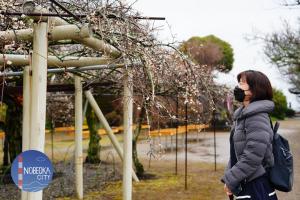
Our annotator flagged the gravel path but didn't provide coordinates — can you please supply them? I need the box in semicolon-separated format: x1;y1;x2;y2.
276;118;300;200
132;117;300;200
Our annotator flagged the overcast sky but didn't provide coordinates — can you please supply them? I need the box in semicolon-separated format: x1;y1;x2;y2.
129;0;300;110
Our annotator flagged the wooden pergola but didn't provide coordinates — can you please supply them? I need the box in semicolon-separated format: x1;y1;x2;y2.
0;1;141;200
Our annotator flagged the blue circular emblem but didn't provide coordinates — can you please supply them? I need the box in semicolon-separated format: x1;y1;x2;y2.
11;150;53;192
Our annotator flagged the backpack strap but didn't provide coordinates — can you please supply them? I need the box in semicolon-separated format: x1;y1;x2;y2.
268;115;280;134
269;116;274;130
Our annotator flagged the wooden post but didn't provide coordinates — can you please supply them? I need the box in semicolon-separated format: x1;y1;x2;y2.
22;65;31;151
123;69;133;200
27;21;48;200
75;76;83;199
21;65;31;200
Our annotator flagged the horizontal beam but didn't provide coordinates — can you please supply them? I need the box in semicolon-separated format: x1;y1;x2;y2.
0;82;116;96
0;24;91;44
0;64;123;77
49;24;91;41
0;54;113;67
0;29;33;42
0;11;166;20
0;28;119;58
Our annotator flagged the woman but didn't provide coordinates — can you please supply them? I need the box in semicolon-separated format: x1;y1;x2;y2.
221;70;278;200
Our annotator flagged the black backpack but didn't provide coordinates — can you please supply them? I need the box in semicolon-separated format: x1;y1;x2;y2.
268;120;294;192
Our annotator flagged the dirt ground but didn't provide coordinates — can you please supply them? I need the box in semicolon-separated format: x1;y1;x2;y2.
71;117;300;200
126;117;300;200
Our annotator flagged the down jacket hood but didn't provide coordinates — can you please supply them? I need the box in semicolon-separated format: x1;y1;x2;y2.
233;100;275;120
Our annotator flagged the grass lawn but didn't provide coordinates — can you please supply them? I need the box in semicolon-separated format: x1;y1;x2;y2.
57;160;227;200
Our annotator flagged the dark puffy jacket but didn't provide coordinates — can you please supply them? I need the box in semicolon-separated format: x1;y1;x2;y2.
222;100;275;194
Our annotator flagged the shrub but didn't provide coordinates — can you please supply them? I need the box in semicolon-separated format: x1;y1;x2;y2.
271;88;288;120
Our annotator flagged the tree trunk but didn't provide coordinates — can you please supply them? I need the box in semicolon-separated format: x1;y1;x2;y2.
2;96;22;167
132;105;145;177
3;136;9;166
85;104;101;163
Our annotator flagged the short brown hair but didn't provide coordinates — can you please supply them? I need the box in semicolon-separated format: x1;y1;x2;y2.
237;70;273;102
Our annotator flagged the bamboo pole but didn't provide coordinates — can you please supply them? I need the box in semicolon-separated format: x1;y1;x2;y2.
74;76;83;199
0;64;124;77
22;65;31;151
78;37;120;58
82;98;88;120
21;65;31;200
123;69;133;200
0;54;112;67
0;29;33;43
1;11;166;21
0;24;90;44
27;21;48;200
49;24;91;41
84;90;139;182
